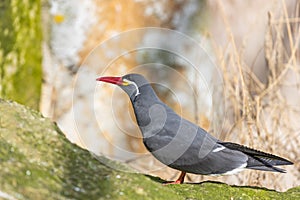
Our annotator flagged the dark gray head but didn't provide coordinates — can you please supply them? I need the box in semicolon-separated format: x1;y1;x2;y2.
96;73;156;102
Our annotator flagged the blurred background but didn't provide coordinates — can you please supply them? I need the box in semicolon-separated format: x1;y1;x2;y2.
1;0;299;192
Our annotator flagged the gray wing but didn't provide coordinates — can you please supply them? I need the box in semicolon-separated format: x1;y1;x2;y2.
143;108;248;175
165;125;248;175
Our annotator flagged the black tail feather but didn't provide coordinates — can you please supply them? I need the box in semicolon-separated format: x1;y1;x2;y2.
246;165;286;173
247;156;287;173
218;142;293;173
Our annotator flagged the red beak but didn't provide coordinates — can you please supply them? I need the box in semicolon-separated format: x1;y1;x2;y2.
96;76;123;85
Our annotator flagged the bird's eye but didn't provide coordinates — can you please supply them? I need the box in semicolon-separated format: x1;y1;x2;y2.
123;78;140;96
122;79;131;86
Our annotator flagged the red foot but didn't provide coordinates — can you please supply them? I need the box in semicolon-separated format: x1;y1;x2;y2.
163;180;183;185
163;171;186;185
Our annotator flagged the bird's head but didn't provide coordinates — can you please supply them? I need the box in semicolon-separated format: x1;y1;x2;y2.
96;73;150;100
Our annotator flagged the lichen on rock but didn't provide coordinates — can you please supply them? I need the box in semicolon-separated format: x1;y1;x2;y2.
0;0;42;109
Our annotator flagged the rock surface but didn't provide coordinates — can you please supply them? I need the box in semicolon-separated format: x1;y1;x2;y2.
0;0;42;109
0;98;299;199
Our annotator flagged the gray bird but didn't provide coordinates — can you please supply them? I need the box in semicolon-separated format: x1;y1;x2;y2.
96;73;293;184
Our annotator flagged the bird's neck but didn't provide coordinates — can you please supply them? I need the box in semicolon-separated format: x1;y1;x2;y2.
129;84;159;103
130;85;162;128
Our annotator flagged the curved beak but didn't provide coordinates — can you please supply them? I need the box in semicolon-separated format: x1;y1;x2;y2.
96;76;123;85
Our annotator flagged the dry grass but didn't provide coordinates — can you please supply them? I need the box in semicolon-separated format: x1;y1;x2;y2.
208;0;300;191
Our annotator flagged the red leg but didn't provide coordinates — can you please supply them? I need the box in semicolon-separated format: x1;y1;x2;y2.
164;171;186;184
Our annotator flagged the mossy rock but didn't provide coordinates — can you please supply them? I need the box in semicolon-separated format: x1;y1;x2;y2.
0;99;299;199
0;0;42;109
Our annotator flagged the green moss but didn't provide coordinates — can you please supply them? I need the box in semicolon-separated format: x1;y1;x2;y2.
0;0;42;110
0;99;299;199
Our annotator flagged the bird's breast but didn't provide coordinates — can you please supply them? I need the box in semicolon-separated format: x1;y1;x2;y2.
134;103;168;138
